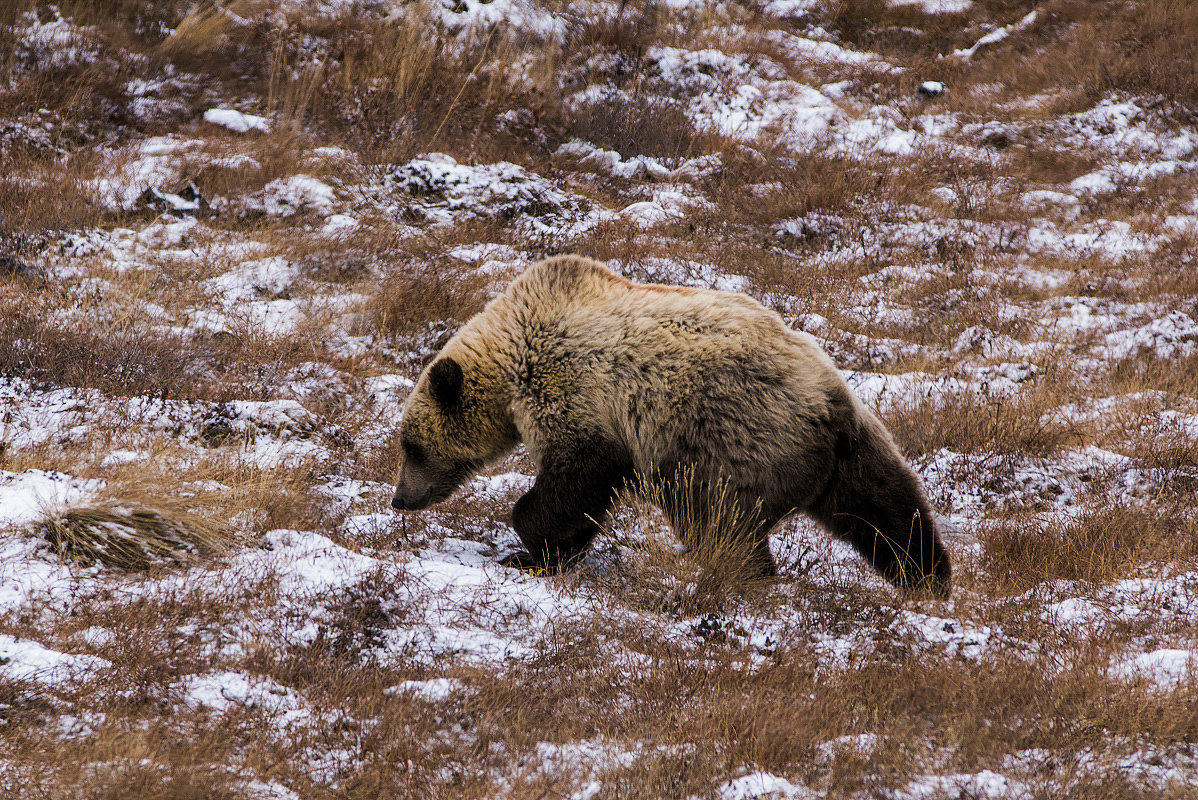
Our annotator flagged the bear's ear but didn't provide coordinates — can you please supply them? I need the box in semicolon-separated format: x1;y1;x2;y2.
428;357;463;410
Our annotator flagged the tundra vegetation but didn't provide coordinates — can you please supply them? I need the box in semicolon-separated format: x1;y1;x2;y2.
1;1;1197;798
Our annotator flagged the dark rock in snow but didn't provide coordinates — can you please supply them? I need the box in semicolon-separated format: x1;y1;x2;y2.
918;81;946;98
140;182;212;218
0;255;38;280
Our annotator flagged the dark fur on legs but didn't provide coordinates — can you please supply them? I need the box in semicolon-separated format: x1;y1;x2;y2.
503;433;634;573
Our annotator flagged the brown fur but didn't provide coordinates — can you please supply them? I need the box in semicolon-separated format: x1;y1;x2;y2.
393;256;951;597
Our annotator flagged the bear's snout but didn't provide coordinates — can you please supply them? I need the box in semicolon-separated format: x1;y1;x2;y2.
391;487;431;511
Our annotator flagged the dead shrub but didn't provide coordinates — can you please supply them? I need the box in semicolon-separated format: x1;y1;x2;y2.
176;131;338;209
9;719;253;800
0;2;29;74
1110;349;1198;399
944;0;1198;114
158;0;259;56
58;0;195;46
823;0;973;58
565;90;704;163
368;261;490;342
0;23;148;146
1005;141;1102;186
0;149;109;234
40;499;231;571
0;173;102;235
0;290;339;401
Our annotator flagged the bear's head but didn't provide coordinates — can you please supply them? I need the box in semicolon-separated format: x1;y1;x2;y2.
391;353;519;511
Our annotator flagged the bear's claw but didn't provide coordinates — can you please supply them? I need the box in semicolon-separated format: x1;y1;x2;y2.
499;551;551;575
499;550;583;575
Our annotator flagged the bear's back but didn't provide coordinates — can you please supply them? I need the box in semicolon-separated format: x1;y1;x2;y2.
502;257;849;470
511;256;783;338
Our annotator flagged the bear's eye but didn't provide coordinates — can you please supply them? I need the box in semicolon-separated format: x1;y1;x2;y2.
403;440;427;463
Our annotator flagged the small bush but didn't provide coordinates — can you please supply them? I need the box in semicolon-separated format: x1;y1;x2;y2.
566;90;703;163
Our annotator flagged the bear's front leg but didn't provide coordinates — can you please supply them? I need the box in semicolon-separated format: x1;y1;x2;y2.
502;434;634;574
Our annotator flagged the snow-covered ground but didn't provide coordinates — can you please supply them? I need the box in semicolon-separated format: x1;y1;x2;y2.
2;1;1196;797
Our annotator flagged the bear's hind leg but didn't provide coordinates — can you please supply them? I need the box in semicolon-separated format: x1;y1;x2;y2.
809;418;951;598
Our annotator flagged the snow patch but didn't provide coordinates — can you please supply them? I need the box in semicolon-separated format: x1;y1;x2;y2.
0;634;110;687
0;470;104;529
246;175;337;217
203;108;271;134
386;677;466;702
889;0;972;11
715;770;816;799
1116;649;1197;691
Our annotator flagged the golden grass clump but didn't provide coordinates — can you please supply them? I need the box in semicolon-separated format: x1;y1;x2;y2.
602;468;776;615
368;261;492;342
40;500;231;571
158;0;261;57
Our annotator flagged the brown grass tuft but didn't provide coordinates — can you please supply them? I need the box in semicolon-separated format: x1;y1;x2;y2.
158;0;259;57
884;389;1083;461
601;469;776;615
367;258;492;343
566;90;706;163
1065;0;1198;110
0;303;207;397
40;498;231;571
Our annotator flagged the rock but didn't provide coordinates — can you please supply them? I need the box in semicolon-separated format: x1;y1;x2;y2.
140;182;211;218
918;80;946;97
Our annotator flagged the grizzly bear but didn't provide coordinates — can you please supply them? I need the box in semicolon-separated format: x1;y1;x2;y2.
391;256;951;597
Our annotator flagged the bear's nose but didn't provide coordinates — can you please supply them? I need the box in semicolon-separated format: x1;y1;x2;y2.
391;487;432;511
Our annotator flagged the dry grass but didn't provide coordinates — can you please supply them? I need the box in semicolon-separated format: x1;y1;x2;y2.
1051;0;1198;111
884;389;1085;461
599;469;779;616
0;150;109;236
205;461;349;537
981;500;1198;593
0;290;334;402
367;258;493;343
0;301;206;398
256;10;562;162
566;90;708;164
